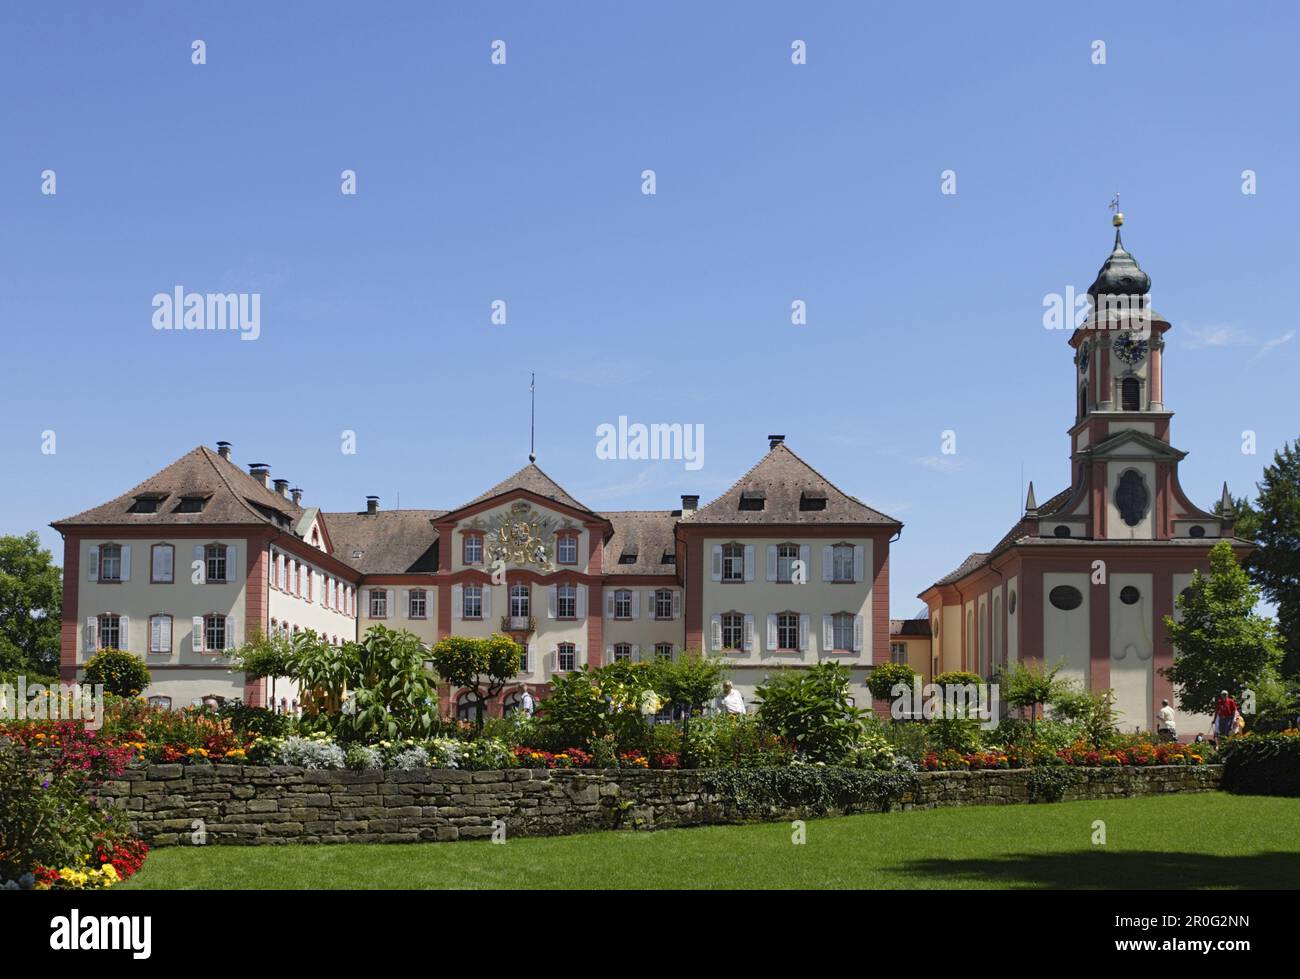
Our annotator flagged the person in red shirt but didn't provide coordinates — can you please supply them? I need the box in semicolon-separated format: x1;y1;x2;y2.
1213;690;1239;740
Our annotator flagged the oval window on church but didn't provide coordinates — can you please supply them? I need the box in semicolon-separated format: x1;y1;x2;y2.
1054;525;1070;538
1008;590;1017;614
1049;585;1083;611
1189;525;1205;538
1115;469;1150;528
1120;586;1141;605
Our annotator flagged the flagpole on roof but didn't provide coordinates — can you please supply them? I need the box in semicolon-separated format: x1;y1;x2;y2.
529;372;536;463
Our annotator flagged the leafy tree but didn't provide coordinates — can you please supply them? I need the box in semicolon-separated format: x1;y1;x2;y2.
865;661;919;702
0;532;62;675
1162;540;1283;715
1240;441;1300;679
338;626;439;741
649;649;725;766
755;660;866;764
429;632;520;729
1002;661;1070;735
83;649;151;698
227;629;296;707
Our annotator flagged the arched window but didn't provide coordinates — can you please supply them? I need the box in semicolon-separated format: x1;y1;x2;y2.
1121;376;1141;411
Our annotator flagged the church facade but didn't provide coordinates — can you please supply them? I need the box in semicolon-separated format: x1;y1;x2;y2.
919;216;1251;731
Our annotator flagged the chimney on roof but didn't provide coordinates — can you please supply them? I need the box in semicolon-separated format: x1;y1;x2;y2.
248;463;271;489
290;487;303;506
768;434;785;450
681;494;699;517
273;478;290;498
366;496;379;515
216;441;232;461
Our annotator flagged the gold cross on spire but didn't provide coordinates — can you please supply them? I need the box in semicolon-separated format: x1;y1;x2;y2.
1109;193;1124;227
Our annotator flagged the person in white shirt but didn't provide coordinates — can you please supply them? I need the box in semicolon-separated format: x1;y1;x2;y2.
717;680;745;716
1157;699;1177;742
519;688;535;718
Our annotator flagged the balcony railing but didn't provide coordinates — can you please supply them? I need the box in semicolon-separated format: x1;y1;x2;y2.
501;615;536;634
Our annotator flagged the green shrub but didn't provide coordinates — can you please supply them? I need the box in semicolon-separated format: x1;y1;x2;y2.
926;715;983;754
882;720;930;763
1219;732;1300;796
699;765;918;817
685;713;793;769
756;661;867;764
83;649;150;698
865;662;918;702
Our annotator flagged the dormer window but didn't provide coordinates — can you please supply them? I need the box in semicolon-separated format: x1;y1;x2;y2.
618;552;637;565
661;551;676;565
738;490;766;512
799;492;827;512
175;496;208;514
131;494;166;514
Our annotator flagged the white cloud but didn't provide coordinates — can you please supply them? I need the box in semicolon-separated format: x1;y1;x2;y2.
1182;324;1252;349
1249;330;1296;362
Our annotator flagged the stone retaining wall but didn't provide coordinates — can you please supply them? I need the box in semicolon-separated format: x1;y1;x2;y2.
103;764;1223;847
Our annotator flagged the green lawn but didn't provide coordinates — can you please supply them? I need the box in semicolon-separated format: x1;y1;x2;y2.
122;793;1300;889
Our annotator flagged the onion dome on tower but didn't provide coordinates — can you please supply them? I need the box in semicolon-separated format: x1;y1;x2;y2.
1088;210;1151;298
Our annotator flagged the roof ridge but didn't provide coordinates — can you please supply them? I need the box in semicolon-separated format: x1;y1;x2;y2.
200;445;270;523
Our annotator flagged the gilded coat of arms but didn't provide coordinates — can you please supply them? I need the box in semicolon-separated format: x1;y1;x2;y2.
481;501;560;571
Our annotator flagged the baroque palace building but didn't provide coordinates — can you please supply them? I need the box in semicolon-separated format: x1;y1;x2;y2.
53;435;902;715
919;215;1251;732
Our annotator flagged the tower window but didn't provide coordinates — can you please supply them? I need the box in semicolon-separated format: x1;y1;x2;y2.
1121;376;1141;411
1079;386;1088;418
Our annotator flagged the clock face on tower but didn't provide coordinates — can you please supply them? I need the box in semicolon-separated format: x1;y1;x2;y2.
1112;331;1149;365
1078;340;1090;374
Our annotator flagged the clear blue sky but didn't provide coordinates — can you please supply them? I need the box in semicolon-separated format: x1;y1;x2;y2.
2;2;1296;612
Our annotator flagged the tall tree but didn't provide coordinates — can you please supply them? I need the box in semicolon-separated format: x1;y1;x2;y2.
0;532;62;676
1162;540;1282;714
1243;440;1300;678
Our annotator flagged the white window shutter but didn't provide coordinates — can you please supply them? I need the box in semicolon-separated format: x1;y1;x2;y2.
151;616;162;653
743;545;755;581
86;617;98;650
743;614;755;652
452;585;462;620
710;614;722;651
605;590;616;618
576;584;587;619
549;646;558;672
192;616;205;652
547;586;557;619
120;545;131;582
631;591;640;619
673;643;680;657
525;643;536;672
482;585;492;618
822;545;834;582
711;545;722;581
672;590;681;619
119;615;130;650
605;645;614;663
631;644;641;662
853;545;865;582
799;614;810;651
576;644;585;667
225;615;236;650
161;615;172;652
151;547;163;582
87;546;99;581
194;544;205;580
226;544;238;581
766;614;778;651
823;615;834;650
799;544;810;577
766;545;777;582
401;589;410;616
854;614;865;653
361;588;371;617
269;552;276;585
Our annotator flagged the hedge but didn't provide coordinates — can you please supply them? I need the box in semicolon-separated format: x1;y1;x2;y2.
1219;733;1300;797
